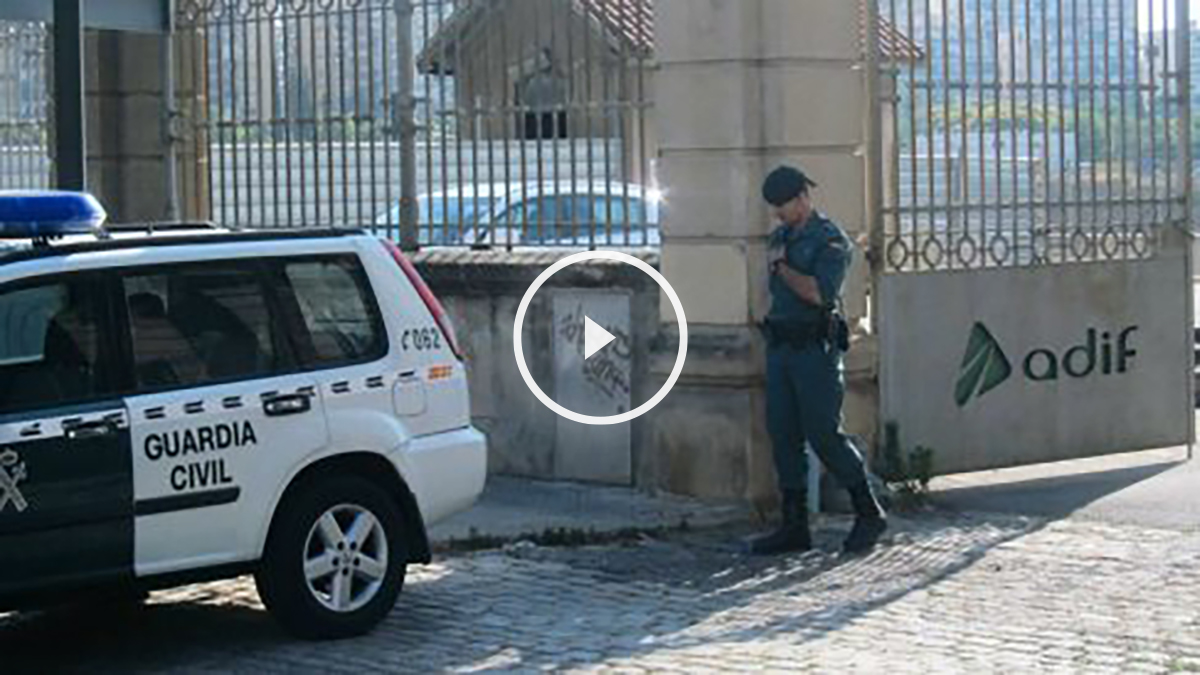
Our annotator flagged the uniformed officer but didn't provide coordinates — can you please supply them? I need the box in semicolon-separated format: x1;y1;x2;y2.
749;165;888;556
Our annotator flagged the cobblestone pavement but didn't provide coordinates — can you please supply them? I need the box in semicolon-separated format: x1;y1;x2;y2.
3;512;1200;673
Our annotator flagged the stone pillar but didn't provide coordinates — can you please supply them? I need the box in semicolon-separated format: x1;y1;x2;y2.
648;0;877;509
85;30;179;222
172;29;210;222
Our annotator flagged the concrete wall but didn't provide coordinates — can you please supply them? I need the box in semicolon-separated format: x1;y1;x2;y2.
881;230;1193;475
415;250;669;488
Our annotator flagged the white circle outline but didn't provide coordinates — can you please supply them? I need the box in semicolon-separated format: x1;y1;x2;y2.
513;251;688;426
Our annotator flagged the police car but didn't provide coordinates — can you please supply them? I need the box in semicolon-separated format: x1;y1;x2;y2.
0;191;487;640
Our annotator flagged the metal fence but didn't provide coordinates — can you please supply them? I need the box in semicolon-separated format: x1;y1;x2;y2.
176;0;656;249
873;0;1191;272
0;21;52;190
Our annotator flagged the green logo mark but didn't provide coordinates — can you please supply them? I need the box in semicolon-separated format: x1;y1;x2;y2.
955;322;1013;408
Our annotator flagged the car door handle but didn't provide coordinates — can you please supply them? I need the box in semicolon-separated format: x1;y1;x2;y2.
62;419;117;441
263;393;312;417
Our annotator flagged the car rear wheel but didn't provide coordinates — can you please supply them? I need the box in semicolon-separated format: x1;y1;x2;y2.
255;474;407;640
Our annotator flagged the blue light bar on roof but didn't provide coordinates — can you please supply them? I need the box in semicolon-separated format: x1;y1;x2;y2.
0;191;107;238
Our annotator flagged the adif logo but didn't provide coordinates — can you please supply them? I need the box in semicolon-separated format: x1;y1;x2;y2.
955;322;1140;408
955;323;1013;407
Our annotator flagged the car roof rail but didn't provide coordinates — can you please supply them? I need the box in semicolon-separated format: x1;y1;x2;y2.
96;220;228;238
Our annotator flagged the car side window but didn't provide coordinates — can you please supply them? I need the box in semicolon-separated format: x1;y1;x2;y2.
593;197;648;229
281;256;386;368
0;276;112;414
122;263;281;390
525;197;553;226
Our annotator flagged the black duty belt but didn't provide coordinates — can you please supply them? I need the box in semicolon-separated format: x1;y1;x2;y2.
760;317;826;348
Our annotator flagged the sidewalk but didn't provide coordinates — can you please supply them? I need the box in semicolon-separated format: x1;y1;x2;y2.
428;475;756;548
432;444;1200;551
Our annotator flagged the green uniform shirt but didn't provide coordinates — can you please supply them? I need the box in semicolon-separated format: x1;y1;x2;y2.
767;212;852;325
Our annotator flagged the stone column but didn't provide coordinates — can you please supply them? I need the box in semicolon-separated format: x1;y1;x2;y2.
86;30;181;222
172;29;210;222
647;0;877;509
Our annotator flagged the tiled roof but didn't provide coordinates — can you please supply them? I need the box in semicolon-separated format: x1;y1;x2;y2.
583;0;922;63
418;0;654;75
863;2;927;63
577;0;654;55
419;0;922;74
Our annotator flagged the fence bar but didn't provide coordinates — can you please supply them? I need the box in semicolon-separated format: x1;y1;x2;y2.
1161;0;1171;226
889;0;902;256
1176;0;1191;228
1055;0;1066;258
1071;0;1081;239
1008;0;1018;262
1149;0;1159;224
925;0;936;271
162;22;179;221
867;0;886;295
381;2;393;239
397;0;417;249
1177;0;1195;459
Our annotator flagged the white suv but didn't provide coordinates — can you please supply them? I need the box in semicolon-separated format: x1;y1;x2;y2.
0;192;486;639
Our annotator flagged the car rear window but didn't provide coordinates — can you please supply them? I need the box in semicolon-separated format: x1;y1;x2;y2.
280;256;387;369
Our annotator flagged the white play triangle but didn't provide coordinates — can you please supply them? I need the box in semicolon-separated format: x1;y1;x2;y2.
584;316;616;360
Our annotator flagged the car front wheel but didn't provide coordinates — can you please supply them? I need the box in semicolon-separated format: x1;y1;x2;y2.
255;474;407;640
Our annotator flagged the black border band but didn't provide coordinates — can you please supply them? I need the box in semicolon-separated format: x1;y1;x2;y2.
135;487;240;517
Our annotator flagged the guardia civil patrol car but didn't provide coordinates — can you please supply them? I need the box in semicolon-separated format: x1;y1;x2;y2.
0;191;486;639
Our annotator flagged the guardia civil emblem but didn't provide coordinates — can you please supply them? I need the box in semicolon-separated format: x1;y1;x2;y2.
0;448;29;513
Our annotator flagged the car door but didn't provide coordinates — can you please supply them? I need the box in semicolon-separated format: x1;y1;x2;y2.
119;258;330;576
0;272;133;600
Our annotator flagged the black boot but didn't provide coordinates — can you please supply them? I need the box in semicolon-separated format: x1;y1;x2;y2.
747;490;812;556
843;480;888;555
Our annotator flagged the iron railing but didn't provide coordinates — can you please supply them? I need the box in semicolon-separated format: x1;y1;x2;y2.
175;0;657;249
873;0;1190;272
0;21;51;190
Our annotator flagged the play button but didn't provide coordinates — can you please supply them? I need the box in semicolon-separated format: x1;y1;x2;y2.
513;250;689;426
584;316;616;360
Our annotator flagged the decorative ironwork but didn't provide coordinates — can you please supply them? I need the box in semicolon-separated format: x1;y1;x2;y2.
876;0;1189;272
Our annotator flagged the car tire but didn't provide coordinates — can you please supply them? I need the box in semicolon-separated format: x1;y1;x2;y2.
255;473;407;640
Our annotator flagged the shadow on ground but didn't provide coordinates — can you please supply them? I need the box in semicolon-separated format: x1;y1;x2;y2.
0;512;1045;673
0;599;286;674
930;456;1187;521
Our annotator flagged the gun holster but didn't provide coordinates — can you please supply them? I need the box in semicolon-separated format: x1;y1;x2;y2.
826;310;851;352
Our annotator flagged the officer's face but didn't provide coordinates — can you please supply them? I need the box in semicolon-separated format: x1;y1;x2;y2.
774;193;810;226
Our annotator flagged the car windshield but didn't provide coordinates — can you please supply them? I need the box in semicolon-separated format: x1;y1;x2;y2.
485;192;658;246
376;194;495;245
419;195;489;226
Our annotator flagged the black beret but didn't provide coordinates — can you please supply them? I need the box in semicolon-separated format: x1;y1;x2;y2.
762;166;818;207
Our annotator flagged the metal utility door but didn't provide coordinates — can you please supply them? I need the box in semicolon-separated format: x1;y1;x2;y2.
552;289;632;484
